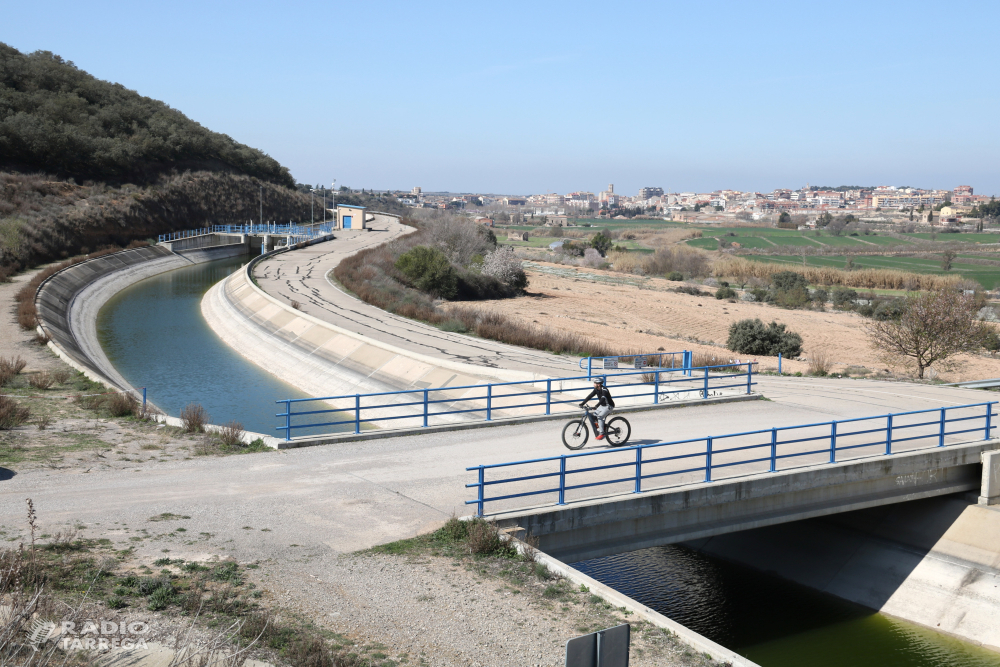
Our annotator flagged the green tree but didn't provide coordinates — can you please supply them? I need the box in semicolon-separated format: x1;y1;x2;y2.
941;250;956;271
589;232;613;256
395;246;458;298
727;319;803;357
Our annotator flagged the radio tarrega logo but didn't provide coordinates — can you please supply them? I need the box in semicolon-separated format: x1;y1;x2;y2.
26;619;151;651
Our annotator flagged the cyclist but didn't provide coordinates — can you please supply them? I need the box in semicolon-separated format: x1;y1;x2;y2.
579;378;615;440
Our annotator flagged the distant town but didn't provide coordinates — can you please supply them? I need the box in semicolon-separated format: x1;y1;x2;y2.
370;184;995;226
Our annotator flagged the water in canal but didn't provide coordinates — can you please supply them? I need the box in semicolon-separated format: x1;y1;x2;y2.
96;255;309;436
576;544;1000;667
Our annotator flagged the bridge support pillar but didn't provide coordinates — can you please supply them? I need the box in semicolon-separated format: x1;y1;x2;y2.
980;450;1000;505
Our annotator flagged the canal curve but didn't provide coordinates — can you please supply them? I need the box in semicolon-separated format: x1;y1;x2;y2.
96;254;308;436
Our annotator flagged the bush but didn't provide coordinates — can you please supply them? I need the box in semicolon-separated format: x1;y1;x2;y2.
0;396;31;429
465;519;518;558
480;246;528;291
180;403;209;433
674;284;702;296
715;286;737;300
749;287;772;303
0;356;27;386
218;421;246;447
395;246;459;299
771;271;809;293
106;392;139;417
727;319;803;357
666;271;684;281
812;288;829;303
831;287;858;308
985;331;1000;356
27;372;54;390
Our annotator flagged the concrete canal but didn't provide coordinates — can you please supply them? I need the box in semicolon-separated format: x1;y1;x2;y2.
576;542;1000;666
96;255;308;436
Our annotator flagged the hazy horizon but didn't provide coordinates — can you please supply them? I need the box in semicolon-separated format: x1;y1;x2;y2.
5;1;999;196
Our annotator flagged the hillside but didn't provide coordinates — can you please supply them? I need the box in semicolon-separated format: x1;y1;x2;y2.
0;42;292;187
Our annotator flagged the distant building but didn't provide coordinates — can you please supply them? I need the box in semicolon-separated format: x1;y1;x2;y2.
411;186;422;195
508;231;529;241
474;217;494;227
335;204;366;230
638;187;664;199
954;185;973;196
503;197;527;206
547;215;570;227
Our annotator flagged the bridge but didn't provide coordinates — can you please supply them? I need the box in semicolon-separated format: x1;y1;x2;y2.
474;402;1000;563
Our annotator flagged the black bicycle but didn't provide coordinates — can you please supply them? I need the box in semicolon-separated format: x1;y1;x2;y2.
562;404;631;450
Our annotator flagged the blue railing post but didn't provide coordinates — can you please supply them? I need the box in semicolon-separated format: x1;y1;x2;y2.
746;362;752;394
770;427;777;472
284;399;291;442
476;467;485;517
634;447;642;494
558;456;567;505
705;437;713;481
654;371;660;404
886;414;893;454
423;389;429;427
987;403;995;439
778;352;782;375
830;421;837;463
587;357;593;379
939;408;946;447
354;394;361;434
703;366;709;399
142;387;146;411
486;384;492;421
545;380;551;415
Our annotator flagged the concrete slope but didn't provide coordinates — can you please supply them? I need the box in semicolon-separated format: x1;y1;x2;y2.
689;496;1000;652
248;217;582;377
36;243;248;393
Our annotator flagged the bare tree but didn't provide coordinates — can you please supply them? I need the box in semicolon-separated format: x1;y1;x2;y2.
865;290;989;379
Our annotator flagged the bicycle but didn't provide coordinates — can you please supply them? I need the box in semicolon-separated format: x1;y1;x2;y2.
562;404;631;450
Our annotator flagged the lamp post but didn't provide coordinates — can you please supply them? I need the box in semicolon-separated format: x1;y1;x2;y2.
310;188;315;225
259;185;263;229
331;179;336;228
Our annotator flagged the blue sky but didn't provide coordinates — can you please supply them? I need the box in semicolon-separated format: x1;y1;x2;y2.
5;1;999;196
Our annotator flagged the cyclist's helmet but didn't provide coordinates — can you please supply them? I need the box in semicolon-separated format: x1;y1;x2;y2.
594;377;604;385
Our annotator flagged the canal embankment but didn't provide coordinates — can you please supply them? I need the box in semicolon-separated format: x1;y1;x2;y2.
35;241;248;393
683;494;1000;652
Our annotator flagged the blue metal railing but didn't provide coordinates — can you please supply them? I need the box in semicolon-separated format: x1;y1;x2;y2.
158;223;335;244
465;401;998;516
275;363;756;442
580;351;692;377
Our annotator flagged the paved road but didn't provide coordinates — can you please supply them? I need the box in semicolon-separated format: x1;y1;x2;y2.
0;378;992;561
253;220;581;377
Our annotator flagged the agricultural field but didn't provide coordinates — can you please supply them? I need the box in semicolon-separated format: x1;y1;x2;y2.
749;254;1000;289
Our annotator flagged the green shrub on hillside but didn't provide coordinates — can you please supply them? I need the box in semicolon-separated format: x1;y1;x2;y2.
395;246;459;299
0;42;292;186
727;319;802;357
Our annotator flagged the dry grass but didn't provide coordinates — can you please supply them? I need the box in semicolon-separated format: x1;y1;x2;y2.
181;403;209;433
607;245;710;277
27;371;54;390
0;395;31;429
808;349;831;376
0;356;26;386
106;391;139;417
289;300;302;310
217;421;246;447
448;307;615;357
714;257;963;291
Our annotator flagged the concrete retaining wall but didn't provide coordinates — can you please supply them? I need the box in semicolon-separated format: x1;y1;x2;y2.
36;244;249;393
687;495;1000;652
160;233;244;252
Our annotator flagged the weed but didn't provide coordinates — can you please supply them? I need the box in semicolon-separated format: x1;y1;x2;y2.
290;299;302;310
51;369;70;384
27;371;54;390
217;420;245;447
808;349;831;376
33;332;50;346
148;513;190;522
106;391;139;417
180;403;209;433
0;395;31;429
34;414;53;430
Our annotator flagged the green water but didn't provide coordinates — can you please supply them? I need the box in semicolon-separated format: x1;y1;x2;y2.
96;255;311;436
576;544;1000;667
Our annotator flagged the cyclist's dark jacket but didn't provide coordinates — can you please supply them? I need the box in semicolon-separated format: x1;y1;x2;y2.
580;386;615;408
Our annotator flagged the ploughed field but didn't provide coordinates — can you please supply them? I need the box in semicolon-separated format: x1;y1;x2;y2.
448;261;1000;382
